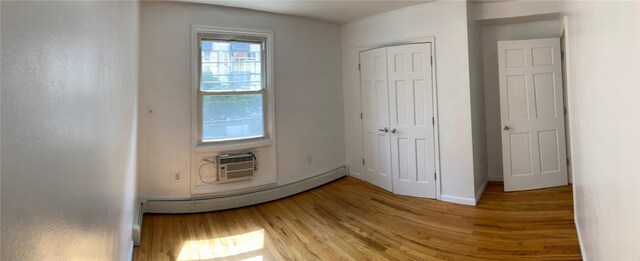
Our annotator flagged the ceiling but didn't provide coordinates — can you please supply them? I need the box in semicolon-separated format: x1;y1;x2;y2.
179;0;435;24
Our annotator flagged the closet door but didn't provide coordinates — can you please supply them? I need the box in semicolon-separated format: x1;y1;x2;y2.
387;43;436;198
360;47;392;191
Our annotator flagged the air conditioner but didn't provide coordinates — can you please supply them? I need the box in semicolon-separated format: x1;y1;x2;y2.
215;153;256;182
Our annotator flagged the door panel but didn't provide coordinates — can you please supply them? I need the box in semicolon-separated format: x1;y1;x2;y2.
533;73;557;118
498;38;568;191
360;48;392;191
538;130;560;173
509;132;533;176
387;43;436;198
416;139;428;182
506;75;530;121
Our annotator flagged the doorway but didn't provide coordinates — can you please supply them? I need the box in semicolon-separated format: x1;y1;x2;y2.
497;38;569;191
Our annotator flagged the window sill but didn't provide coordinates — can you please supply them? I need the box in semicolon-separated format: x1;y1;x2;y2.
195;137;273;153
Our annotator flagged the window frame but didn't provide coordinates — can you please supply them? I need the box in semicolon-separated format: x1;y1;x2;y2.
192;26;275;150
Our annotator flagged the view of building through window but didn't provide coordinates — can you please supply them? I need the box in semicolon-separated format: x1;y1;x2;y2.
200;40;265;142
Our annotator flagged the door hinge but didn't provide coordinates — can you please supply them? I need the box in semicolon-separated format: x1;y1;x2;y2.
432;117;435;125
362;158;365;165
360;112;363;119
434;172;437;180
564;107;567;115
430;56;433;65
566;158;570;165
358;63;361;71
561;51;565;60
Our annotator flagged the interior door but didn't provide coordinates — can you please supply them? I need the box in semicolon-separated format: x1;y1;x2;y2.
360;47;392;191
387;43;436;198
498;38;568;192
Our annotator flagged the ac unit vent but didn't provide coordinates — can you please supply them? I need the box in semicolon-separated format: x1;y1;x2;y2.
216;153;256;183
218;155;254;165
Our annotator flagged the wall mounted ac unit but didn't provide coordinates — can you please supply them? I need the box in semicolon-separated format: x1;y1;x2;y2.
215;153;256;182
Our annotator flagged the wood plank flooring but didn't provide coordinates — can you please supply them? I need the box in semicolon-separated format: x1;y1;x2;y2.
134;177;581;260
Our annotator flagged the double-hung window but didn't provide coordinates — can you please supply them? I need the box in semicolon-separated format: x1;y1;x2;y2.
197;32;269;145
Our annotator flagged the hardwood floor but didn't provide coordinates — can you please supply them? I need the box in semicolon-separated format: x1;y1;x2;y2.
134;177;581;260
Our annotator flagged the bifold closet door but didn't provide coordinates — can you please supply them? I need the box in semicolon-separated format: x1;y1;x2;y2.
360;47;393;192
359;43;436;198
387;43;436;198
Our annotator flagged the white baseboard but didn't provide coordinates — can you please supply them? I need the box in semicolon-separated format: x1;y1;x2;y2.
349;171;362;179
441;194;476;206
574;207;587;260
144;166;348;213
475;177;489;204
127;240;134;261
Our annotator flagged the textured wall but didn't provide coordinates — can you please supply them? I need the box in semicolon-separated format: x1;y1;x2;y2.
1;2;139;260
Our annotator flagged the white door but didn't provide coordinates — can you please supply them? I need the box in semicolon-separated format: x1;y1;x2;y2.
360;47;392;191
498;38;568;192
387;43;437;198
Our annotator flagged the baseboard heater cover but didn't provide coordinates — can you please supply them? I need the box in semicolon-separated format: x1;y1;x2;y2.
132;201;144;246
144;165;348;214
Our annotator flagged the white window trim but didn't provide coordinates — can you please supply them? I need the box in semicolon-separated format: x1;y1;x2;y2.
191;25;276;152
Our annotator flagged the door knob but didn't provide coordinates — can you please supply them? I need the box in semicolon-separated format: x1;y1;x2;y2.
378;127;389;133
503;126;511;130
391;128;399;134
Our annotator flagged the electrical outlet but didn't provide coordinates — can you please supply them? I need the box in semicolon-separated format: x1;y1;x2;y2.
174;172;181;182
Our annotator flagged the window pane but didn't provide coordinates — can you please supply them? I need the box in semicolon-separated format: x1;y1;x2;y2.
201;40;262;91
202;94;264;141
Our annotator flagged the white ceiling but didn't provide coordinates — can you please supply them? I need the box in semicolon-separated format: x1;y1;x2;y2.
180;0;435;24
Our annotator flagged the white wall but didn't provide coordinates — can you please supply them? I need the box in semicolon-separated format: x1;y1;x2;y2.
1;1;139;260
138;2;344;199
467;2;488;199
561;1;640;259
342;1;478;203
481;19;562;181
473;1;561;23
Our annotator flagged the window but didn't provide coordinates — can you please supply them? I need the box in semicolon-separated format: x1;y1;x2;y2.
197;32;270;145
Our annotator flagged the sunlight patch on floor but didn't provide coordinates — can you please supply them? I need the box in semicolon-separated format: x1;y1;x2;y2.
177;229;265;260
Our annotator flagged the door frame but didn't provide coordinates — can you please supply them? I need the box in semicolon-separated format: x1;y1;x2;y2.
357;36;442;200
560;16;575;184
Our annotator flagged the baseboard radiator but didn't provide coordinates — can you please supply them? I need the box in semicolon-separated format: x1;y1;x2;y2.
132;201;144;246
144;165;348;214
